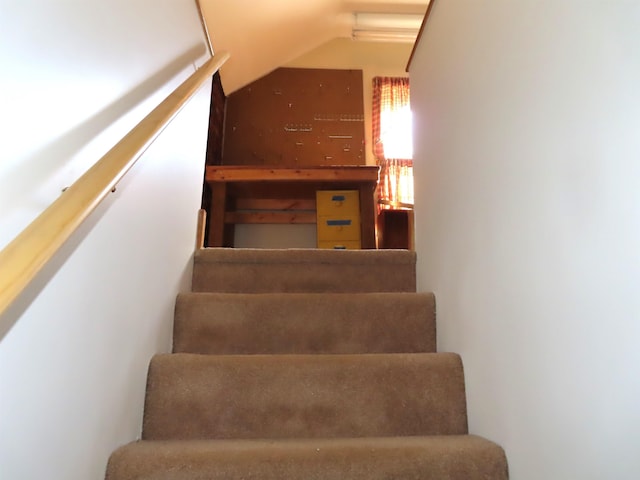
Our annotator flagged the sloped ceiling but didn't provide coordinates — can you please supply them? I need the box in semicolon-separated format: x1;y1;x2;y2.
200;0;429;94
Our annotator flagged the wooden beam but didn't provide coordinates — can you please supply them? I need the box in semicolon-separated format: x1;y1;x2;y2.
235;198;316;211
225;212;317;224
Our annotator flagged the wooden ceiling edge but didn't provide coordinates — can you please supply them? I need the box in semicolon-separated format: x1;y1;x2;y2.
194;0;214;57
406;0;435;73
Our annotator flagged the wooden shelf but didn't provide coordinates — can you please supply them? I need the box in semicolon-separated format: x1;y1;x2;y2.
206;165;379;182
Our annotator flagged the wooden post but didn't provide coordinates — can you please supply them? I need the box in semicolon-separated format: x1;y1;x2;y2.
359;183;377;249
208;182;227;247
195;209;206;250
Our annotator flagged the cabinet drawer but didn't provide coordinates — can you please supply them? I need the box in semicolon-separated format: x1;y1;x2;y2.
317;217;361;241
318;240;361;250
316;190;360;217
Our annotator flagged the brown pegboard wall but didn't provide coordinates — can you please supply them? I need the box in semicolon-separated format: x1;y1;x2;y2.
223;68;365;167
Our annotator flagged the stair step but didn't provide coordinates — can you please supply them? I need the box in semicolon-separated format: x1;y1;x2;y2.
192;248;417;293
173;292;436;354
106;435;508;480
143;352;467;441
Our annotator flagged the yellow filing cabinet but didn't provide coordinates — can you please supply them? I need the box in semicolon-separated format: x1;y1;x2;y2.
316;190;361;249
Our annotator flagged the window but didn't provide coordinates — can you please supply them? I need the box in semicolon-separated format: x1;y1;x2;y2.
372;77;413;208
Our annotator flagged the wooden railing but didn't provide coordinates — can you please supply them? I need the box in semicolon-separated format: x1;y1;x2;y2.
0;51;229;319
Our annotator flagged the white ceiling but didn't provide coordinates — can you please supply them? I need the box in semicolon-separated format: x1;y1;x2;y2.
200;0;429;94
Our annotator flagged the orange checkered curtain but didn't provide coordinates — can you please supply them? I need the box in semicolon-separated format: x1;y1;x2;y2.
372;77;414;209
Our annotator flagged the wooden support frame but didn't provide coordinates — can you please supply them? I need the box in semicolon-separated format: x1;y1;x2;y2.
205;166;379;249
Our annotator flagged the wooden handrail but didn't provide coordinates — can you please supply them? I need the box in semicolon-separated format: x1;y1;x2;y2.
0;51;230;318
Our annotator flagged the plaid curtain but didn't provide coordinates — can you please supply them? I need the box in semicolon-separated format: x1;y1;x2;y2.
372;77;413;209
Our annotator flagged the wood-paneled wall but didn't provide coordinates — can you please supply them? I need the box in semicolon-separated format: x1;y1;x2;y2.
223;68;365;167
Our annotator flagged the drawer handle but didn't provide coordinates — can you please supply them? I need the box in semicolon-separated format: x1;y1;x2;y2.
333;245;347;249
326;219;352;226
331;195;346;202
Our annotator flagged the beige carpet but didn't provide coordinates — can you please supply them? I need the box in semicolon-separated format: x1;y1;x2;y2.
173;292;436;354
191;248;417;293
106;248;508;479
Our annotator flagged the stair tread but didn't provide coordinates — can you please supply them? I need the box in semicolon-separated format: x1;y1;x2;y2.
105;247;509;479
173;292;436;354
107;435;508;480
143;352;467;441
192;248;416;293
195;247;417;265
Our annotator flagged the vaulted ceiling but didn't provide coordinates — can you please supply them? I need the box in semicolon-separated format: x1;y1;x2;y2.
199;0;429;94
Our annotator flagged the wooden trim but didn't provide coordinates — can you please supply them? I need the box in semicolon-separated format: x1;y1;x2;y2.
0;52;230;319
408;209;415;251
194;0;214;57
406;0;436;72
206;166;380;183
196;209;207;250
225;212;317;225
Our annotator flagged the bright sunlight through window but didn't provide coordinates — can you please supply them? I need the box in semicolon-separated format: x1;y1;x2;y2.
380;104;413;160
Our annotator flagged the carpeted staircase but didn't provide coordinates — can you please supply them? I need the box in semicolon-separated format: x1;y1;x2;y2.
106;248;508;479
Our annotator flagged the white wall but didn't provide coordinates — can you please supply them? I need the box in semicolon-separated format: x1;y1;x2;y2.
0;1;211;479
411;1;640;479
202;0;349;94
